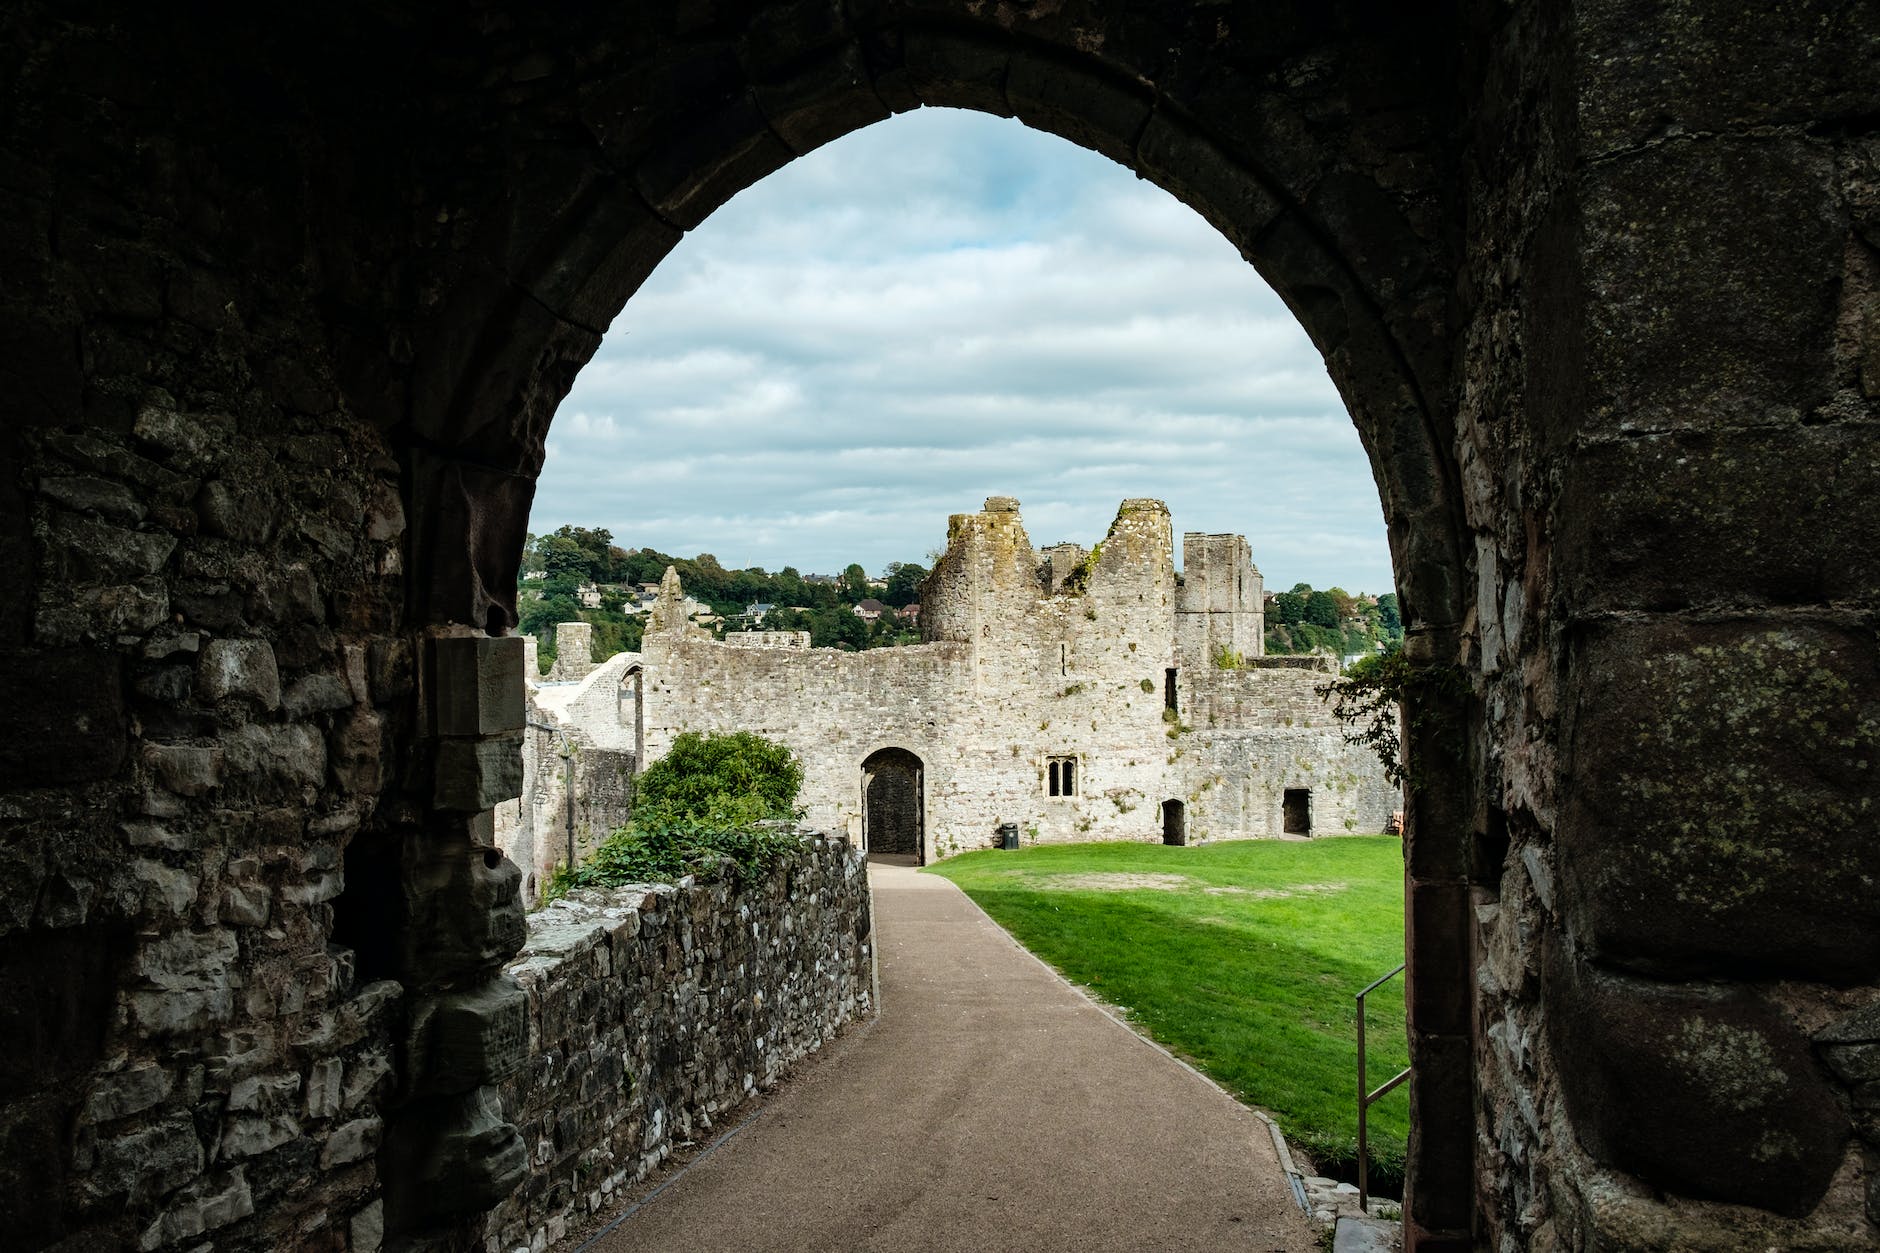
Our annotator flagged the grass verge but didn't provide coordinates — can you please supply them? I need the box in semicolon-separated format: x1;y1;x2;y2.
928;836;1407;1192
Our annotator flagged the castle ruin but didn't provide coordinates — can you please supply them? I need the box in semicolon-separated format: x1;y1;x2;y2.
497;498;1396;898
5;5;1876;1249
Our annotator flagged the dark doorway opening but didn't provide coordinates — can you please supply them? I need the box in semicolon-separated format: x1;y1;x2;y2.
1283;788;1312;836
1162;799;1186;846
862;747;924;863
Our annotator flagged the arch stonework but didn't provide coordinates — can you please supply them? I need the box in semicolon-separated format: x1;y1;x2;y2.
0;4;1876;1252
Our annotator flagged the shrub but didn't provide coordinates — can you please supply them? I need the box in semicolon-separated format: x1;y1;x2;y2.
633;730;804;828
546;818;804;900
542;731;806;902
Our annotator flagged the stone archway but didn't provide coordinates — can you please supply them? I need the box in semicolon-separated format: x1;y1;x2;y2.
862;747;924;863
11;5;1875;1252
394;14;1478;1246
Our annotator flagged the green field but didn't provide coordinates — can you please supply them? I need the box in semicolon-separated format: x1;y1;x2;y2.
928;836;1408;1188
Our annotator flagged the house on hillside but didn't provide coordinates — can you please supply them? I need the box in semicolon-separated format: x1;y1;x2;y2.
852;598;887;621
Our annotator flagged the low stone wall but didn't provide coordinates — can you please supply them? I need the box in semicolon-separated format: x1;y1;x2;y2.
483;832;873;1251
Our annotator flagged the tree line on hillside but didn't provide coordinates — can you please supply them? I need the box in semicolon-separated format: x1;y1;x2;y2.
518;525;929;667
1263;584;1402;657
520;524;1403;669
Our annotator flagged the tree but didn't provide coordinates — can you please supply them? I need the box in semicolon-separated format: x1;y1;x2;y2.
1305;590;1340;629
536;533;590;580
881;561;928;607
809;605;868;650
1376;593;1403;637
519;590;581;639
589;614;645;658
1272;590;1308;625
840;562;869;602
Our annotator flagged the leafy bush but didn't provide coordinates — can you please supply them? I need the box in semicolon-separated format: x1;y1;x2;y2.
633;730;804;827
541;731;806;903
545;818;805;899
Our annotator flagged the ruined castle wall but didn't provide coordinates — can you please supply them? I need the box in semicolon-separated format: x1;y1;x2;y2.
1177;532;1265;666
546;652;640;754
495;655;642;901
1179;731;1398;839
548;621;595;683
1186;657;1343;730
498;730;634;904
616;499;1389;858
642;634;972;846
485;833;873;1251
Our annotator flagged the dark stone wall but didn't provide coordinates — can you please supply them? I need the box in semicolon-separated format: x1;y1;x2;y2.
1460;1;1880;1247
0;2;1874;1250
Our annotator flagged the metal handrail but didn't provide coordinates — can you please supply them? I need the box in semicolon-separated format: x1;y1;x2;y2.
1356;962;1409;1214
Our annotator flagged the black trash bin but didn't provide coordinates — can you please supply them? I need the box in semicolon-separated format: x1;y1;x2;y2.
998;822;1020;851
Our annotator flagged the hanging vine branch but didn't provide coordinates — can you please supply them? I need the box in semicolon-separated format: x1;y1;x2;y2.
1317;652;1470;793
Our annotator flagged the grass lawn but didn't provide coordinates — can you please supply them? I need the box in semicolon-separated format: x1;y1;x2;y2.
928;836;1408;1189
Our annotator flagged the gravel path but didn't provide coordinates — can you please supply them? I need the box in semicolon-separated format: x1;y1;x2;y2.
576;859;1317;1252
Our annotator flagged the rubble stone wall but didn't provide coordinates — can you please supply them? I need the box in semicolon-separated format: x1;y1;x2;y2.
484;833;873;1252
1456;5;1880;1249
6;399;414;1253
572;499;1397;881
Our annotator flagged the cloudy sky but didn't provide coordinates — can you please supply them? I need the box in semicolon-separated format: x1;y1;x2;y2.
531;108;1394;594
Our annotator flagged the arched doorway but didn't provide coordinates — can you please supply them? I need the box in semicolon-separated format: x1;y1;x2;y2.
862;748;924;864
1161;800;1186;847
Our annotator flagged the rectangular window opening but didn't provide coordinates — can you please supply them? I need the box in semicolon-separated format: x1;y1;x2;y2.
1165;668;1179;713
1046;755;1077;797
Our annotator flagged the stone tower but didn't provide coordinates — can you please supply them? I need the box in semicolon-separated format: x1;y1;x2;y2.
1176;533;1265;666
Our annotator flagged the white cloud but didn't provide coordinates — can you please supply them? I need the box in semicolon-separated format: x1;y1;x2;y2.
530;108;1392;593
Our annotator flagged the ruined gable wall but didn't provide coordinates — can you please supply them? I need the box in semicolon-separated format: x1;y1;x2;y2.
970;500;1188;850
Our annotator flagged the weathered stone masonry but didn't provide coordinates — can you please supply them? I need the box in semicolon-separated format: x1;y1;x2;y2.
488;832;871;1253
3;4;1877;1251
502;497;1396;901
